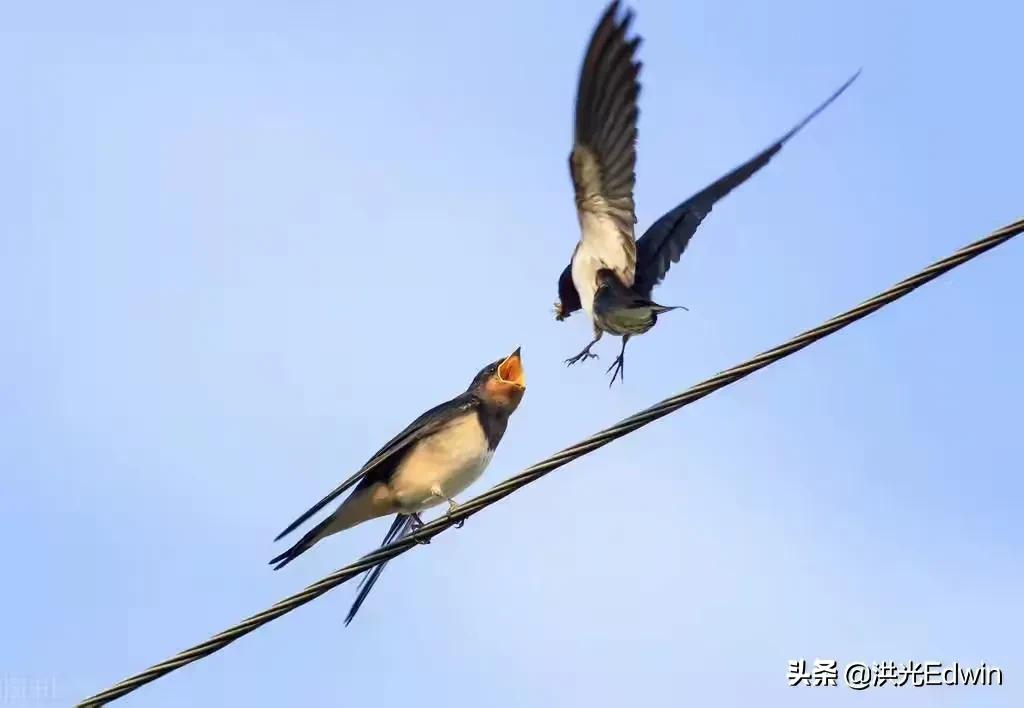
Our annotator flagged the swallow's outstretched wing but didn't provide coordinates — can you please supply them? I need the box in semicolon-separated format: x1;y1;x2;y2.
569;1;642;287
633;71;860;298
272;394;479;544
343;514;416;626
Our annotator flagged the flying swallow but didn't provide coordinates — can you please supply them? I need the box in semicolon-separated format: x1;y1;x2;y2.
269;348;526;624
555;1;859;384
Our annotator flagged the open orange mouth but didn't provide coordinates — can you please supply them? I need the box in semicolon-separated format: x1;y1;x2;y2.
497;348;525;388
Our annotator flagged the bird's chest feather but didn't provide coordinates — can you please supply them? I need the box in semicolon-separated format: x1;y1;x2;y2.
573;216;635;315
390;414;494;511
571;244;602;315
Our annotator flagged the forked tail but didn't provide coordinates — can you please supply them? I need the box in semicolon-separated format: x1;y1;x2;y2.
344;514;416;626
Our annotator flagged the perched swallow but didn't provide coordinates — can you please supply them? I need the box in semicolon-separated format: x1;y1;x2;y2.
270;348;526;624
556;1;859;384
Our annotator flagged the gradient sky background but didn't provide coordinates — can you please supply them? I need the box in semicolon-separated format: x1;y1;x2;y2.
3;1;1022;706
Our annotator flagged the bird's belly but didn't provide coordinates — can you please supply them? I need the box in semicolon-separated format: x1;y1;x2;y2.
594;306;656;337
389;416;494;513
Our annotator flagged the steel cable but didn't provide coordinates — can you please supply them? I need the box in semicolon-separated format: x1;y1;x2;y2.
77;217;1024;706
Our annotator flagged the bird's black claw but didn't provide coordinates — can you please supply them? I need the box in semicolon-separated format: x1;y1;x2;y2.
606;357;625;386
409;514;431;543
446;501;465;528
564;350;599;367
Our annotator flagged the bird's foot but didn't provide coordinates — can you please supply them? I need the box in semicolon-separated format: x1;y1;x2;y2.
564;347;598;367
606;355;625;386
446;500;465;529
409;513;431;544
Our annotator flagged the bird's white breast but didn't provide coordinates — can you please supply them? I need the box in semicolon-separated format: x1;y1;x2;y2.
571;239;602;315
390;413;493;513
573;212;635;316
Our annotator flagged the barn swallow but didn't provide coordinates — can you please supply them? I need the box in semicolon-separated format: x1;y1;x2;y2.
556;1;859;384
269;348;525;624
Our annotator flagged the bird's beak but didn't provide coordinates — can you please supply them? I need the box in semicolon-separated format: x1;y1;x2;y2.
496;347;525;388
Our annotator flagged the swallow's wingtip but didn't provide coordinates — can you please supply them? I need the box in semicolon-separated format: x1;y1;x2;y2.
777;68;862;146
272;523;295;543
842;67;863;90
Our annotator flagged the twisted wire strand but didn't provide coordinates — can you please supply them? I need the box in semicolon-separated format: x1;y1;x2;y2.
78;217;1024;706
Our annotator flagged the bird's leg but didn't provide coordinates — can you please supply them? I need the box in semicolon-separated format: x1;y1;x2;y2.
606;335;630;386
445;499;465;528
565;330;603;366
430;483;465;528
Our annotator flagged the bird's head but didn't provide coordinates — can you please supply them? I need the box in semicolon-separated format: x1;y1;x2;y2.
595;269;620;291
470;347;526;412
555;264;579;321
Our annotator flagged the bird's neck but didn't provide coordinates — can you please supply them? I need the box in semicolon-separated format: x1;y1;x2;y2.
474;403;510;450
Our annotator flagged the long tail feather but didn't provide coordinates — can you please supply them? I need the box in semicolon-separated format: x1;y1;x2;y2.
649;303;685;314
269;513;335;570
344;515;416;626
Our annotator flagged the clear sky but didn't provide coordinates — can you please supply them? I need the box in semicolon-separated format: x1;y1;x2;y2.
2;1;1022;706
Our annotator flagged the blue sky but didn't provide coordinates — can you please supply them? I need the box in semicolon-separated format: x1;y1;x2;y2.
2;1;1022;706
